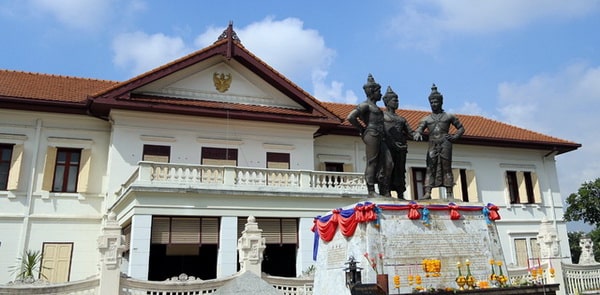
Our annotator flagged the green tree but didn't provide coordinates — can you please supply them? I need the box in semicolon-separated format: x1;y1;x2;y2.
589;227;600;262
564;178;600;226
568;231;584;264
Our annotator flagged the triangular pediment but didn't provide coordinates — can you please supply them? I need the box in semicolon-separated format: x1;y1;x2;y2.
134;56;303;109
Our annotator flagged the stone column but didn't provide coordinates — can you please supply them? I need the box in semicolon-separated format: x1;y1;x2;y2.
218;216;239;277
237;216;266;276
537;218;563;293
97;212;126;295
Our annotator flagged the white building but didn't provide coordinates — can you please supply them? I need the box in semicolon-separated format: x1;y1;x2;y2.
0;24;580;284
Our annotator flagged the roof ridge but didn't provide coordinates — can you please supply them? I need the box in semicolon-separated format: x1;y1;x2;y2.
0;68;118;83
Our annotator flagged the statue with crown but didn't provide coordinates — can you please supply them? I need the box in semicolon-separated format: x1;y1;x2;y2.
311;75;557;295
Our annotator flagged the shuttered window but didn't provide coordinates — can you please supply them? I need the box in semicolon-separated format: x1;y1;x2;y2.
143;145;170;163
238;217;298;245
201;147;237;166
507;170;542;204
0;144;13;190
151;216;219;245
266;152;290;169
452;168;478;202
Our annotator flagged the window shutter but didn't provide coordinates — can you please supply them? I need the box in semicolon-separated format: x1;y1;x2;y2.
431;186;441;199
343;164;354;172
281;219;298;244
318;163;325;171
76;148;91;193
7;144;23;190
514;239;528;267
451;169;462;199
171;217;200;244
517;172;528;204
531;172;542;203
151;217;171;244
41;147;58;191
466;170;478;202
201;217;219;244
257;218;281;244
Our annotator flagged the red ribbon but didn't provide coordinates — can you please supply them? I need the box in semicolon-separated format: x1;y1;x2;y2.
487;204;501;221
408;203;421;220
448;203;461;220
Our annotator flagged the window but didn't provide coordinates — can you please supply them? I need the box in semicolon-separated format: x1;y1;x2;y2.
52;148;81;192
506;170;541;204
266;152;290;169
0;144;13;190
266;152;290;185
42;146;91;193
325;162;344;172
411;168;426;200
143;145;170;163
201;147;237;166
0;143;23;191
452;168;478;202
149;216;219;280
513;237;541;267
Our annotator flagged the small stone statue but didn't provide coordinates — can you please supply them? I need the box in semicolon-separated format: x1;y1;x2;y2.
382;86;414;199
413;84;465;199
346;74;392;197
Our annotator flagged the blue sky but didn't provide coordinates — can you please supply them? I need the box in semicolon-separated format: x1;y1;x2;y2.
1;0;599;231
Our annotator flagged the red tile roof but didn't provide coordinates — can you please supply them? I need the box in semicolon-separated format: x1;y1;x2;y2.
0;69;118;103
321;101;580;153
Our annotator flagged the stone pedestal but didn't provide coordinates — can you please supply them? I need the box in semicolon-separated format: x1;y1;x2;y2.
313;199;506;294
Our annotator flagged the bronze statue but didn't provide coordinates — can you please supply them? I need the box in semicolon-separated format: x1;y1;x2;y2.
347;74;391;197
382;86;414;199
413;84;465;199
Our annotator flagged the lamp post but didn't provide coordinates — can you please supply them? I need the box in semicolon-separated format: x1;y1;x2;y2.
344;256;363;289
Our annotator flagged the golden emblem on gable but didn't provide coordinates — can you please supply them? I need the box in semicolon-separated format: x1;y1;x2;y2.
213;72;232;93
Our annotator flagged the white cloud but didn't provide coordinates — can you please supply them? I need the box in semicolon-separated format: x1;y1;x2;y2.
495;62;600;200
195;17;354;103
28;0;145;31
390;0;600;50
29;0;112;30
112;32;191;76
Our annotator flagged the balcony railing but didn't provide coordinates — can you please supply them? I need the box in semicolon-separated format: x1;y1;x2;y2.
117;161;366;197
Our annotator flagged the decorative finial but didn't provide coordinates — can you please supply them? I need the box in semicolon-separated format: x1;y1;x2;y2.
215;21;242;44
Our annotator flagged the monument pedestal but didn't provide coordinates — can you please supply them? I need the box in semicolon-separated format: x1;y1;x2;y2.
312;199;505;294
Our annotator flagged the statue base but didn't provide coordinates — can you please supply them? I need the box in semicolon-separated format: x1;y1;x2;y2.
312;199;506;294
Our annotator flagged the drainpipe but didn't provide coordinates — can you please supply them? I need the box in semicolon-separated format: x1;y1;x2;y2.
16;118;42;258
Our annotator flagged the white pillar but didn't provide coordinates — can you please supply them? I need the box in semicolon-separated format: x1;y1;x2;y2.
537;218;564;295
97;212;126;295
297;217;316;276
127;214;152;279
217;216;238;277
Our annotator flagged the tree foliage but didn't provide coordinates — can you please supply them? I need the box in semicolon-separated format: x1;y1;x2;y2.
568;231;584;263
564;178;600;225
567;229;600;264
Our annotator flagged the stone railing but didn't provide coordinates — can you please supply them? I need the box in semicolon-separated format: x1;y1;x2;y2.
0;275;99;295
119;274;233;295
263;275;314;295
117;274;314;295
117;161;366;196
563;263;600;295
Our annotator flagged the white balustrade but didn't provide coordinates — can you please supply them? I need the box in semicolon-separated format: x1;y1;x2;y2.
128;162;365;196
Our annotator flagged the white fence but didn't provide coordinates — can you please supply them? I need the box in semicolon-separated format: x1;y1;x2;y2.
563;264;600;295
117;162;366;197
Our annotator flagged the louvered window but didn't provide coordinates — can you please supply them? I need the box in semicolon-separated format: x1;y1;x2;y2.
151;216;219;245
238;217;298;245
